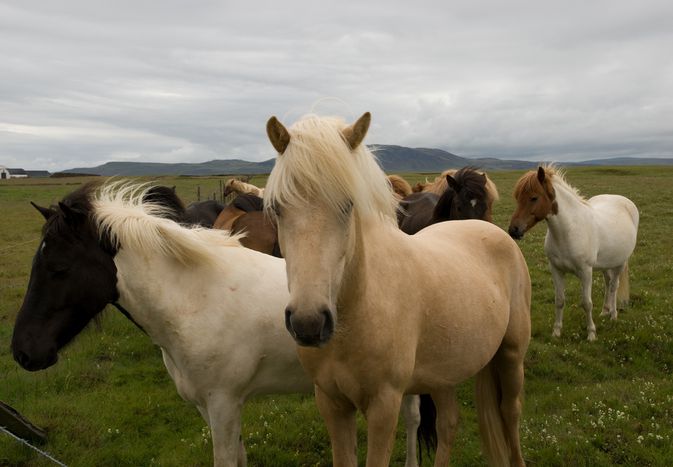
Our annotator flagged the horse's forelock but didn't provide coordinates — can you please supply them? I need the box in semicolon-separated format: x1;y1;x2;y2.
514;170;544;199
265;115;397;224
43;181;101;237
454;168;488;199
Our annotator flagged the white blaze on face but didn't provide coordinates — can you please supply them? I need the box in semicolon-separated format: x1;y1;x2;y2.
470;199;477;208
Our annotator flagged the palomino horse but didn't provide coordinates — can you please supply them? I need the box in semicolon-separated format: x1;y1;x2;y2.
508;166;639;341
223;178;265;198
398;167;494;234
11;182;421;467
265;112;531;467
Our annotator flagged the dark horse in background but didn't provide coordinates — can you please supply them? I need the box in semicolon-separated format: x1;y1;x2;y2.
397;167;497;234
143;185;223;228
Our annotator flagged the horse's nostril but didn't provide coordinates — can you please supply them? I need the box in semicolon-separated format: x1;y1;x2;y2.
284;308;295;336
320;309;334;341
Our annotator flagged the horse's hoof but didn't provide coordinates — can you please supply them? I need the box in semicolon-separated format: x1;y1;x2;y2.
610;313;618;321
600;308;610;316
587;332;597;341
552;328;562;338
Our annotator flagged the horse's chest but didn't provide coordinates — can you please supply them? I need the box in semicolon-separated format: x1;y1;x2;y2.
161;349;201;404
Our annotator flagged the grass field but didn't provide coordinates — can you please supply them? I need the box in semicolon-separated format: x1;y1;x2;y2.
1;166;672;466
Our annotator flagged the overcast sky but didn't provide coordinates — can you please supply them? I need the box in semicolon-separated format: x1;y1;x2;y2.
2;0;672;171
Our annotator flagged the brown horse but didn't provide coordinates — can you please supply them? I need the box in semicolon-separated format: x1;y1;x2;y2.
398;167;495;234
213;194;281;257
387;174;413;199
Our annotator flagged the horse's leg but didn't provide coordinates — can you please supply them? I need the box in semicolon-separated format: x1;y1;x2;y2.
206;393;245;467
578;267;597;341
603;266;623;320
315;385;358;467
494;347;526;467
400;394;420;467
550;264;566;337
364;388;404;467
431;388;459;467
600;270;611;317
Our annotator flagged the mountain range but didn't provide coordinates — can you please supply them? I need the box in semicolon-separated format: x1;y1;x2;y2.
59;145;673;176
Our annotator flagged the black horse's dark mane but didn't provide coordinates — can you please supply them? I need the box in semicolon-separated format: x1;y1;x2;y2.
452;167;487;199
233;193;264;212
43;181;100;237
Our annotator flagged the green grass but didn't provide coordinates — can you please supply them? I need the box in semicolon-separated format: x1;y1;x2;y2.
1;167;672;466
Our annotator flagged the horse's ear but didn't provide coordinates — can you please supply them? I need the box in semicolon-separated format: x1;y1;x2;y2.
58;201;86;223
342;112;371;150
446;174;460;192
266;116;290;155
537;166;546;183
30;202;55;220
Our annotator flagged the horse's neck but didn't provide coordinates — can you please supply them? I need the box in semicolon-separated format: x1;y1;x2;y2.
338;216;399;308
546;181;592;243
112;250;219;351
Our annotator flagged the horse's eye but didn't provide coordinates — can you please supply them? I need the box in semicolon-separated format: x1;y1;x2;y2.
340;200;353;217
47;262;71;274
531;197;538;202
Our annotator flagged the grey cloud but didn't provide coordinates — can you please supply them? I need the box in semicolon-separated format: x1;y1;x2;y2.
1;0;672;170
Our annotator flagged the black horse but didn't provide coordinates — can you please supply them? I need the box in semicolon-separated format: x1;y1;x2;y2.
397;167;492;234
143;185;223;228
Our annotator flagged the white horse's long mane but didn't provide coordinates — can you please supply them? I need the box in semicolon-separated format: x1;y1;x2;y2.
92;182;242;266
265;115;398;225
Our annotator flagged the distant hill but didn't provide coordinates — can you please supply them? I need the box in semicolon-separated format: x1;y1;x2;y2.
58;146;673;176
61;159;276;176
576;157;673;166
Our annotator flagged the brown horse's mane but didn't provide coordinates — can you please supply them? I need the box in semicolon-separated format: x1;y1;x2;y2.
387;175;412;199
514;165;586;202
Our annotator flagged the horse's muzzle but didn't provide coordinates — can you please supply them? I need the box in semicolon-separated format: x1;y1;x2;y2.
508;225;525;240
12;346;58;372
285;307;334;347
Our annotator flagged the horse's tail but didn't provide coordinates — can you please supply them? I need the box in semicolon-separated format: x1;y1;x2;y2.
476;362;510;467
617;261;630;307
416;394;437;464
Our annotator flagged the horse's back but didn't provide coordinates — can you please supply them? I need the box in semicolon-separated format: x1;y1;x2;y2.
589;194;639;266
398;220;530;386
408;220;530;311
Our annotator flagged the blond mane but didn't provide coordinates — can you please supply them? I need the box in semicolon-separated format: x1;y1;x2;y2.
93;182;243;267
225;178;264;197
265;115;398;225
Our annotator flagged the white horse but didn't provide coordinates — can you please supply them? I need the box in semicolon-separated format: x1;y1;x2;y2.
11;181;421;467
265;113;531;467
508;166;639;341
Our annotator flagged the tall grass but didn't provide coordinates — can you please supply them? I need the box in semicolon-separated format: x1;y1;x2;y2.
1;167;671;466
